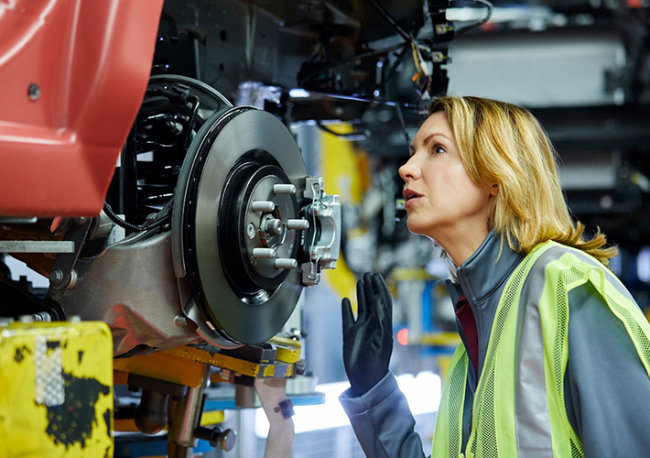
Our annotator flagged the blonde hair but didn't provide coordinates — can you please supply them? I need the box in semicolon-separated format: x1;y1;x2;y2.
428;96;617;266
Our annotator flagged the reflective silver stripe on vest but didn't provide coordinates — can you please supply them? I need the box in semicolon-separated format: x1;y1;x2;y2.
514;246;568;457
568;249;636;303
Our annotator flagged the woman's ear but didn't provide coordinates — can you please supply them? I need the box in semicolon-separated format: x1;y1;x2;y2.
490;184;499;197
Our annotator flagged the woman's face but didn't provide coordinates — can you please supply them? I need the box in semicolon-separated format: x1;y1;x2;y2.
398;112;495;244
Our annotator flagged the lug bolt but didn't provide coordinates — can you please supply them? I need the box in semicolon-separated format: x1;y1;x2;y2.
252;247;277;259
274;258;298;269
287;219;310;230
273;184;296;195
251;201;276;212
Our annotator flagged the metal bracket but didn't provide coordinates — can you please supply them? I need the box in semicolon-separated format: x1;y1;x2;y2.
300;176;341;286
0;241;74;253
47;218;92;293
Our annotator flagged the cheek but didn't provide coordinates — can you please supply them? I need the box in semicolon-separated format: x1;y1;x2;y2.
423;166;454;195
457;181;493;211
431;166;473;202
441;171;492;215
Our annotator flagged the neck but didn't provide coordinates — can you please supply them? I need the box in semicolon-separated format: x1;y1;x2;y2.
430;224;490;266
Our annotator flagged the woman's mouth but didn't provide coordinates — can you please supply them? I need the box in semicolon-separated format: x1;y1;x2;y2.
403;189;421;208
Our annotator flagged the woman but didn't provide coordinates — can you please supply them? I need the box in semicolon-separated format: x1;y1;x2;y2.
339;96;650;457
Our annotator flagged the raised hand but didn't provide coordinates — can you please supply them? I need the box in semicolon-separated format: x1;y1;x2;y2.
342;272;393;397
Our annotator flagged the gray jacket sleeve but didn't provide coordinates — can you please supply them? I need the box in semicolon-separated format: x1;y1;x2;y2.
339;371;427;458
565;282;650;458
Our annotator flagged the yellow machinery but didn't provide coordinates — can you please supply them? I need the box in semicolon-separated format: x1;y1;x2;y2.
0;320;114;458
0;318;305;457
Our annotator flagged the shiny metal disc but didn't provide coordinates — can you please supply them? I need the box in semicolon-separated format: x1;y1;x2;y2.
185;108;306;344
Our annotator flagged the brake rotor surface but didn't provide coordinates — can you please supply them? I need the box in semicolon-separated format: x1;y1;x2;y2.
182;108;306;344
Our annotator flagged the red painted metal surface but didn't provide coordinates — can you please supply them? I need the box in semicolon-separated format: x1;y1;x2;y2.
0;0;164;217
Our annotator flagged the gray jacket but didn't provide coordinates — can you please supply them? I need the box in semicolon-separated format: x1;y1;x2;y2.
340;231;650;457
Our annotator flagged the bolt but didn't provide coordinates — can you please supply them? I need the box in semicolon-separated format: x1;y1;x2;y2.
290;327;307;339
194;426;237;451
251;201;276;213
68;315;81;323
252;247;276;259
19;315;34;324
217;428;237;451
31;311;52;322
247;223;256;239
287;219;310;230
266;219;283;236
273;184;296;195
174;315;189;327
165;120;184;136
49;269;64;286
274;258;298;269
28;83;40;100
66;269;78;290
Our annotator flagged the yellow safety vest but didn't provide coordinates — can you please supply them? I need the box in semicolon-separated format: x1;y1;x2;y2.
431;241;650;457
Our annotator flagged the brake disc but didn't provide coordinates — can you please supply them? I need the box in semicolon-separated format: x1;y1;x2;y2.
172;107;307;345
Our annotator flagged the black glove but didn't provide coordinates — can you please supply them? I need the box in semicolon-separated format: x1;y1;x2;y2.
342;272;393;397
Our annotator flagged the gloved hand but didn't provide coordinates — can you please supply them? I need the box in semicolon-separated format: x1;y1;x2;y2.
342;272;393;397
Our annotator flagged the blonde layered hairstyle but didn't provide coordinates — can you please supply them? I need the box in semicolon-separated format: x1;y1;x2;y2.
428;96;618;266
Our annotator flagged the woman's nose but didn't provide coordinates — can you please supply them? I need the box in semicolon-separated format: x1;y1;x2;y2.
398;156;418;182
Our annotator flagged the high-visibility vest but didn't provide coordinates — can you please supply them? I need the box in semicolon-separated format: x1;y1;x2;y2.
431;240;650;458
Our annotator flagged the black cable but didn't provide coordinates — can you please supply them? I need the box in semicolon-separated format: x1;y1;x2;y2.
103;202;142;232
336;42;406;68
142;214;171;230
103;202;171;233
297;43;408;90
455;0;493;35
315;121;369;141
299;44;411;98
366;0;416;44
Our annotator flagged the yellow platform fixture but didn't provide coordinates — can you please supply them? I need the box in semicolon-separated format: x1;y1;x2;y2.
0;320;114;458
113;350;207;388
113;338;302;387
166;343;299;379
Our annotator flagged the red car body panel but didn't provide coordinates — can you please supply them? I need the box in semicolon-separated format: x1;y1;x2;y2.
0;0;164;217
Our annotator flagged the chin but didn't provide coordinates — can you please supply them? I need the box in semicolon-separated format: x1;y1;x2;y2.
406;218;441;243
406;218;429;237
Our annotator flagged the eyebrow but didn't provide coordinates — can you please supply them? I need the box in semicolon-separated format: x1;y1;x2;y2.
408;132;452;152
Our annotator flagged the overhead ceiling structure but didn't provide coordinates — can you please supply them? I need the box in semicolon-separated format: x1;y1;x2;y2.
155;0;647;247
3;0;648;263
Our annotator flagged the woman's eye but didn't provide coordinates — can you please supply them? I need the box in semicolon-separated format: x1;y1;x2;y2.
432;145;445;155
